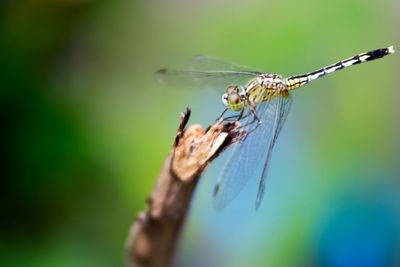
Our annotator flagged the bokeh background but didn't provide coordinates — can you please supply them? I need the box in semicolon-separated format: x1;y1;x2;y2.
1;0;399;266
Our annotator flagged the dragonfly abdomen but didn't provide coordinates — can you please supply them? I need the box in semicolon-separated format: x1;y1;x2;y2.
285;46;394;91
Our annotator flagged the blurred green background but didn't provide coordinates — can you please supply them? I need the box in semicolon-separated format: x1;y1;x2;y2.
1;0;399;266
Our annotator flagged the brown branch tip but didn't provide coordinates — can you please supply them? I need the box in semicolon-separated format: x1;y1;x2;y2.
126;108;245;267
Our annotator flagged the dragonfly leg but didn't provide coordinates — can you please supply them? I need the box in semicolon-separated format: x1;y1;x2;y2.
222;115;241;121
246;117;262;135
216;108;229;121
221;105;248;122
222;111;244;122
239;108;262;137
224;108;251;123
238;107;252;121
238;106;261;134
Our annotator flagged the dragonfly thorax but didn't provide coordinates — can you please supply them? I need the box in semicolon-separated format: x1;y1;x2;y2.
241;74;287;106
221;85;245;111
259;73;286;91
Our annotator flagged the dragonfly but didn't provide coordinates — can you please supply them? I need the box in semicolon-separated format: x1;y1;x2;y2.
156;46;395;210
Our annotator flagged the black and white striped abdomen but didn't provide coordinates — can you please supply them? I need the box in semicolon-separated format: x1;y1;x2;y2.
285;46;394;90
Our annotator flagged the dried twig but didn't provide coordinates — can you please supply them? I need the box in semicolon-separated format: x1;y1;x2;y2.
126;108;245;267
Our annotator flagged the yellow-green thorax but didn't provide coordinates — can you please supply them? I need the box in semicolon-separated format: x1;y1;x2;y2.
244;74;286;105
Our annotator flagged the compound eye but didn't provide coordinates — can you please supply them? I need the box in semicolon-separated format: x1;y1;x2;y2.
228;93;240;105
226;85;239;94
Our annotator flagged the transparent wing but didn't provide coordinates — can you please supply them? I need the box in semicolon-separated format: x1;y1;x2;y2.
156;56;262;92
213;91;292;210
189;56;263;73
155;69;259;91
254;92;292;210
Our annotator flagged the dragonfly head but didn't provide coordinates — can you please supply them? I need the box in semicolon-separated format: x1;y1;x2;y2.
222;85;244;111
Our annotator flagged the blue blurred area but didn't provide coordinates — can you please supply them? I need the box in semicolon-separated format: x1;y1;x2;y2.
317;196;398;267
